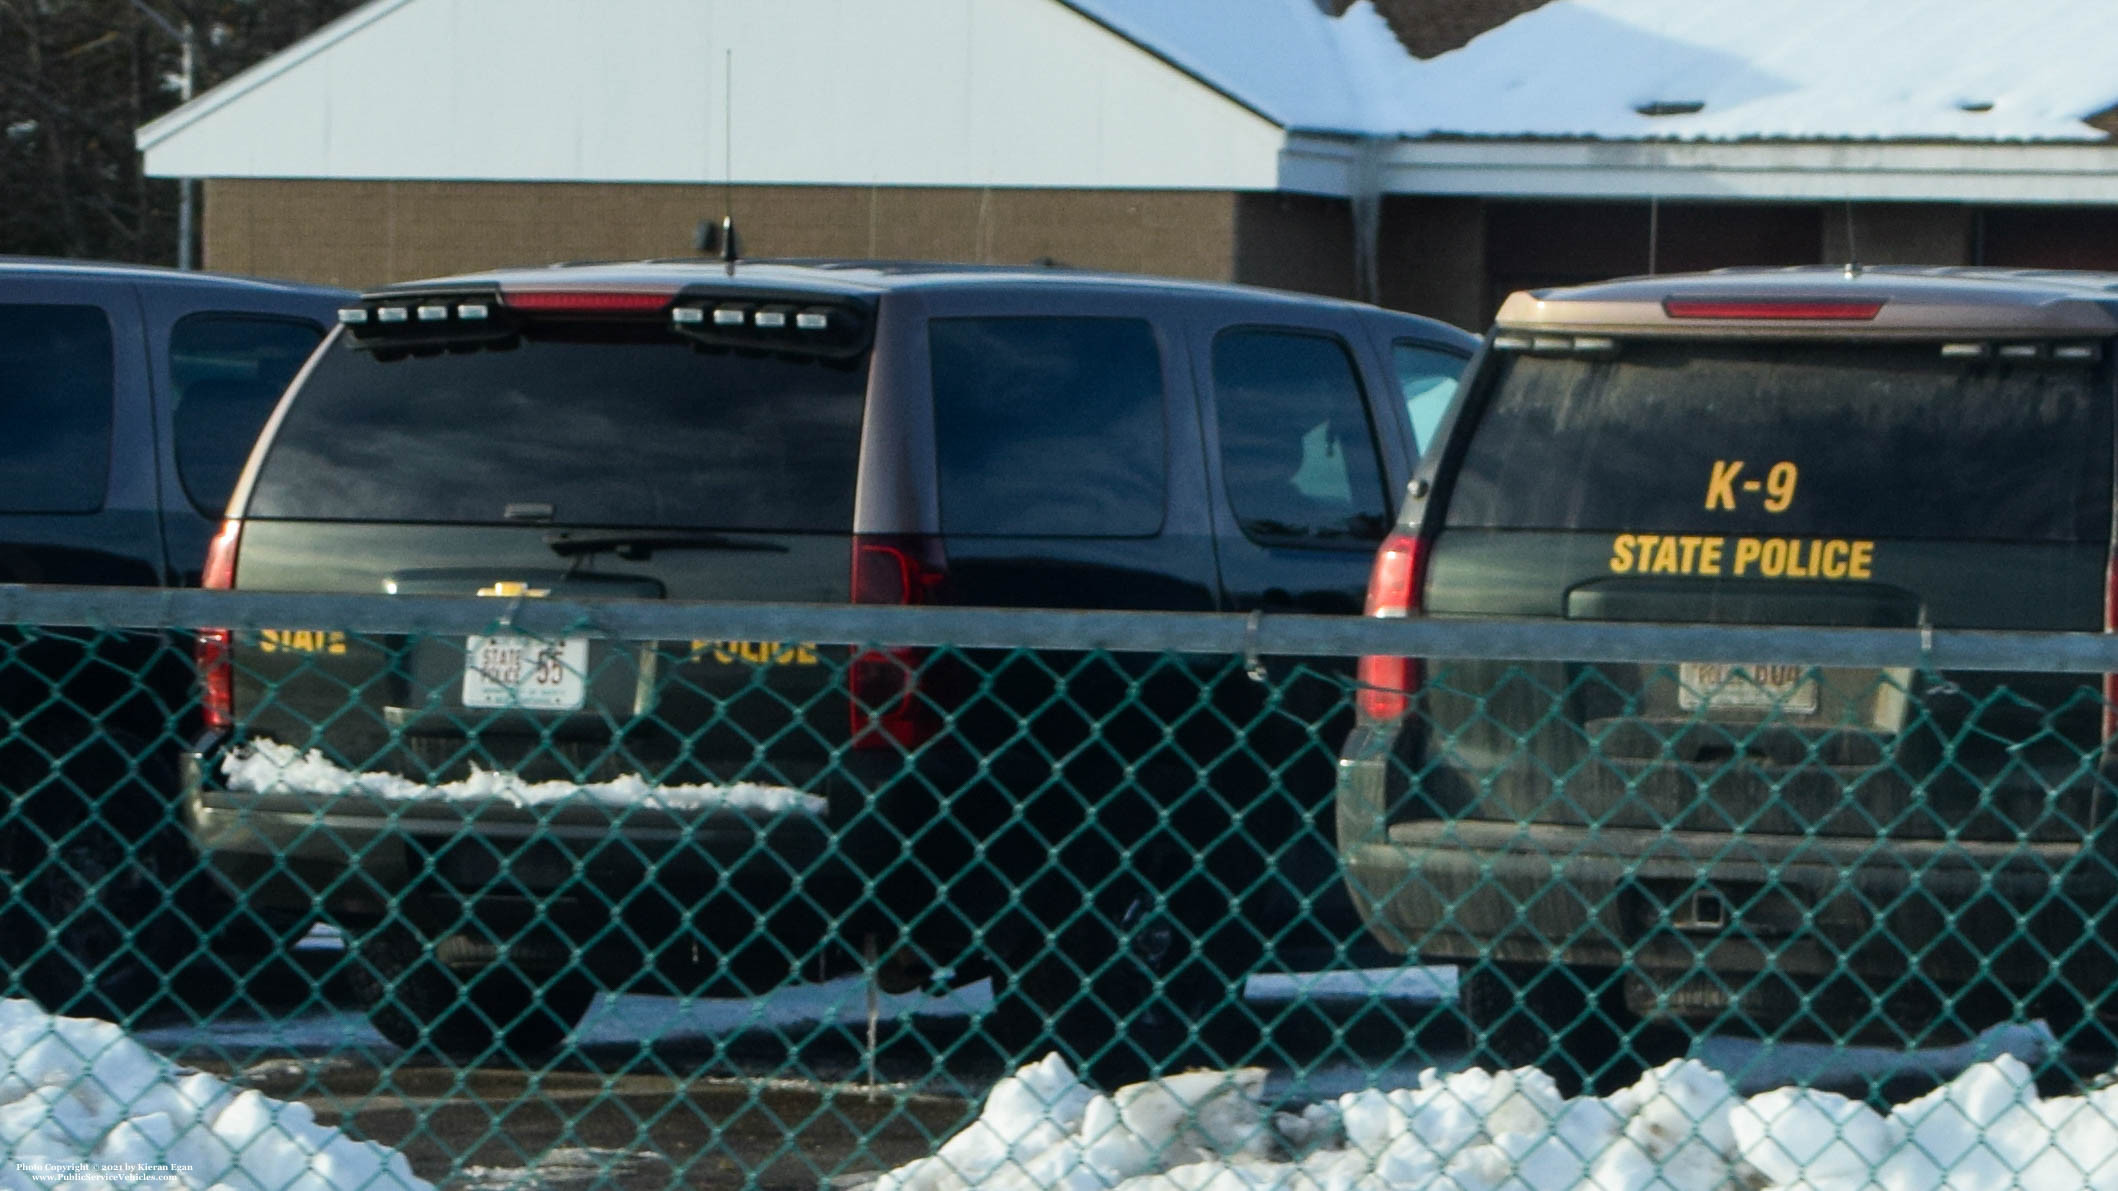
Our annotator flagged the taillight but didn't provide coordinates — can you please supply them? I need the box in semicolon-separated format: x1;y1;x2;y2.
499;290;673;315
2104;547;2118;748
198;519;241;733
1357;531;1424;720
849;535;949;751
1662;298;1884;321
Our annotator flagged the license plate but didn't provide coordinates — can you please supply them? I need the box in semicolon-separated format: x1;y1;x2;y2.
1678;661;1818;715
463;634;589;710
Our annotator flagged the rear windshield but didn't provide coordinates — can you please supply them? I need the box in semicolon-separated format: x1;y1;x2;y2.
248;325;868;529
1445;341;2113;543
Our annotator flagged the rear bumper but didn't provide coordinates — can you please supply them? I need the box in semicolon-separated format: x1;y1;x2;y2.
1336;721;2118;1024
180;739;997;977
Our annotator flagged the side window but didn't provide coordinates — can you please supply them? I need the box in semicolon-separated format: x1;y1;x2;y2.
931;317;1165;537
1212;328;1390;546
0;304;113;513
170;314;325;516
1394;341;1467;456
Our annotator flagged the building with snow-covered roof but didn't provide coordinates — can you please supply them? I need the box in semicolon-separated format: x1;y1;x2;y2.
138;0;2118;326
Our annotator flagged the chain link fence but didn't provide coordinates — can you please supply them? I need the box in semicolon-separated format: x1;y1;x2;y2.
5;587;2118;1188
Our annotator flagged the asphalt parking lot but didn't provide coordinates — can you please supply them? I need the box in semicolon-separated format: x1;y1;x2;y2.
128;942;2103;1190
134;951;1462;1190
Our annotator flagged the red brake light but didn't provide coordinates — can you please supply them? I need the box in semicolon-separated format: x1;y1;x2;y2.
500;290;672;315
198;519;241;732
2104;547;2118;748
1663;298;1884;321
850;535;950;751
1357;531;1424;720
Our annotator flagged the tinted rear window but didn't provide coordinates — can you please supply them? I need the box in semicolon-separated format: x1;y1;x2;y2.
932;317;1165;537
1446;341;2112;543
250;325;867;529
0;304;112;513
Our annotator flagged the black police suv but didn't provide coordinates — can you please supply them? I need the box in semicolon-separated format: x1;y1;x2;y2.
0;258;346;1018
182;258;1473;1078
1340;265;2118;1084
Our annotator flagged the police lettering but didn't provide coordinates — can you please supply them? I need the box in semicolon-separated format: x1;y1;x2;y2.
1610;534;1872;580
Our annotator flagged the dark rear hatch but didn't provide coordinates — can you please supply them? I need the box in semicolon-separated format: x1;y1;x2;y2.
1421;337;2115;842
230;296;870;789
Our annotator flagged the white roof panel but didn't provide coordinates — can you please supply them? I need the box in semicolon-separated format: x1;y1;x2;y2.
139;0;1287;189
137;0;2118;202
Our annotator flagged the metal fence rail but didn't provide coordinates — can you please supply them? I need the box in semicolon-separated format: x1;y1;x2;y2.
3;587;2117;1189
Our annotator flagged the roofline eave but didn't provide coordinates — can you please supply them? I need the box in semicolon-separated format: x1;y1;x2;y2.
1282;133;2118;204
136;0;415;152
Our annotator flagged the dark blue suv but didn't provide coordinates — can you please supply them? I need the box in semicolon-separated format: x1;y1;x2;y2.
0;258;347;1019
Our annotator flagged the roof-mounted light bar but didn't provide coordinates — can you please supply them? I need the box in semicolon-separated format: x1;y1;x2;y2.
1941;341;2103;364
1493;333;1619;357
339;290;515;354
1663;298;1885;321
666;294;873;359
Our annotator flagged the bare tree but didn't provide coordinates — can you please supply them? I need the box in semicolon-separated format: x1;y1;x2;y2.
0;0;361;263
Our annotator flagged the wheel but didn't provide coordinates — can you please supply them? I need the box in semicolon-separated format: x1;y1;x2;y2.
987;841;1264;1088
1461;962;1682;1095
0;724;191;1021
351;927;594;1059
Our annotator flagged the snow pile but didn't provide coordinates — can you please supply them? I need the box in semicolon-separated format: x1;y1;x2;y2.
881;1052;2118;1190
0;998;426;1191
876;1056;1274;1191
221;738;827;815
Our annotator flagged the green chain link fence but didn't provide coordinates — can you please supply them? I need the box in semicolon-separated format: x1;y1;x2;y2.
5;587;2118;1188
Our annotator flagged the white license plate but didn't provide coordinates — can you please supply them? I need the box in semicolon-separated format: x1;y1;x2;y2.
462;635;589;710
1678;661;1818;715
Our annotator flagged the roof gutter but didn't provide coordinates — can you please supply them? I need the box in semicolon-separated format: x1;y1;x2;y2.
1281;134;2118;205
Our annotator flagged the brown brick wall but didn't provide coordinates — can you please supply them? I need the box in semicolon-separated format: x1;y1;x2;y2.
1978;206;2118;270
1377;196;1486;331
1232;192;1357;299
203;180;1241;290
1482;200;1825;321
1821;203;1975;266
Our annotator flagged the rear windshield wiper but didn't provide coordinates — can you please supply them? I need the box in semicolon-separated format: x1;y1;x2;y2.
544;531;791;561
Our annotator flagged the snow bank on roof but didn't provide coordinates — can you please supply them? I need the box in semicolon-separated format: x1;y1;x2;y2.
222;738;827;816
883;1051;2118;1189
0;999;426;1190
1074;0;2118;143
1386;0;2118;142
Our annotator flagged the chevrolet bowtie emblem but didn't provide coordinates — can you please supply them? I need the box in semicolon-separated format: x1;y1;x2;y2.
477;581;551;598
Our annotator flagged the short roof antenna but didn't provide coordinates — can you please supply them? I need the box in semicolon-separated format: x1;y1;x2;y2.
721;50;739;274
1647;195;1660;275
1842;201;1861;278
693;52;742;269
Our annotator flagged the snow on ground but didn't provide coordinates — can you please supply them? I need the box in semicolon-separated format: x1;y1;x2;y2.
0;998;424;1191
878;1051;2118;1191
220;738;827;815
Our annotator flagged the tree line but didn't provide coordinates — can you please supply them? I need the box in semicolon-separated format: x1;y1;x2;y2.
2;0;360;264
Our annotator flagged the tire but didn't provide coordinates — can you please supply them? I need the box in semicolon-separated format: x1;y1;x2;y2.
0;724;191;1021
987;841;1264;1088
351;927;594;1060
1461;962;1682;1096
